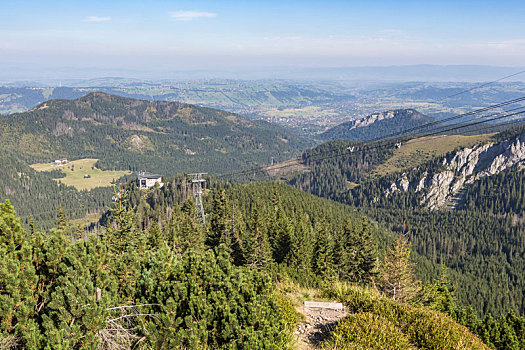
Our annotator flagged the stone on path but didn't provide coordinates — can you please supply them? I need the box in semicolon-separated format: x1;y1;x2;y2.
303;301;343;310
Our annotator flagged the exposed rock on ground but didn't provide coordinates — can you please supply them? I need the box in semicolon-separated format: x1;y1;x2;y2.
296;301;347;349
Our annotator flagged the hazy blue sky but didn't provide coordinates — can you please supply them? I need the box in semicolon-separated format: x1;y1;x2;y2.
1;0;524;74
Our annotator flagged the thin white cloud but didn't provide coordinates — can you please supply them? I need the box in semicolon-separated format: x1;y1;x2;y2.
84;16;111;23
170;11;217;21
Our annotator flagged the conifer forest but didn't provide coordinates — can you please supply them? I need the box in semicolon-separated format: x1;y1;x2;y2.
3;1;525;348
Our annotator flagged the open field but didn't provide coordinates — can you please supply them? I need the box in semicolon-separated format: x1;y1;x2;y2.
31;158;131;190
264;158;309;178
371;133;495;176
258;106;339;119
70;211;104;228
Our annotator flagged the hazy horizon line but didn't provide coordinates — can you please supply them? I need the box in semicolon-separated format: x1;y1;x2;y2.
2;64;525;85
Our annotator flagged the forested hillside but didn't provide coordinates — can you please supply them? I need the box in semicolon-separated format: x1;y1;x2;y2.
0;154;113;228
0;92;313;227
288;126;525;318
0;179;384;348
0;92;311;174
2;91;525;348
112;179;525;348
2;178;514;349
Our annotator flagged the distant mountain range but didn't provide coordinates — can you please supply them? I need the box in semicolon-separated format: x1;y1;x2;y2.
0;83;348;115
321;109;437;141
2;65;525;83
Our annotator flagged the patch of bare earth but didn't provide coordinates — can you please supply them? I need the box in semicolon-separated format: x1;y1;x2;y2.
265;158;309;178
295;301;347;349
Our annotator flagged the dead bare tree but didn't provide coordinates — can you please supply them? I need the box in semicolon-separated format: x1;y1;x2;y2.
0;335;18;350
97;304;157;350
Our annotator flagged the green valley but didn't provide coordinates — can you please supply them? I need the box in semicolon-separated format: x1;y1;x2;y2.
4;1;525;348
0;92;311;227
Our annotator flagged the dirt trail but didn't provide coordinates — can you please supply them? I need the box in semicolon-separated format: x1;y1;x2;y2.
295;301;347;349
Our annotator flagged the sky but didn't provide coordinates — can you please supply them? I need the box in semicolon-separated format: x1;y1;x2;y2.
1;0;525;79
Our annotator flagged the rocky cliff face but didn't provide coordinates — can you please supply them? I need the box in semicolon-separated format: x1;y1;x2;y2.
350;111;396;130
385;133;525;209
321;109;435;142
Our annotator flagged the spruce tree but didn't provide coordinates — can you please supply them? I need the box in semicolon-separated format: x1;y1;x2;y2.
376;233;420;302
312;218;335;279
228;202;246;266
268;204;292;264
103;189;142;301
354;219;378;283
145;221;163;250
55;204;71;233
337;220;356;281
415;266;456;315
169;205;205;254
207;189;230;248
244;205;272;268
285;212;313;271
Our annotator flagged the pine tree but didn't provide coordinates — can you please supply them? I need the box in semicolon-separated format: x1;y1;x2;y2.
312;218;335;279
285;212;313;271
103;188;142;301
39;234;117;348
0;200;40;348
207;189;230;248
376;233;420;302
137;245;289;349
244;205;272;268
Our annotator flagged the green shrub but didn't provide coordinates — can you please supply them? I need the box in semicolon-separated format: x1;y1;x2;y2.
275;292;301;329
322;282;490;350
323;312;412;350
322;281;379;312
137;245;293;349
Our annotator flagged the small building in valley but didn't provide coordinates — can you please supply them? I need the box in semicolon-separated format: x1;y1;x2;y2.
54;158;68;165
138;174;163;189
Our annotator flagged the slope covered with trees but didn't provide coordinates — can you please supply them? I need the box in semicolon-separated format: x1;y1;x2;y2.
288;126;525;318
118;180;391;284
0;179;385;348
0;154;113;229
0;92;312;174
0;92;313;227
3;177;514;349
0;199;294;349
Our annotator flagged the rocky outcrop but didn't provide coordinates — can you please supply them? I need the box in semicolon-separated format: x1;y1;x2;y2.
385;173;410;197
350;111;396;130
348;109;426;130
321;109;435;142
384;133;525;209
